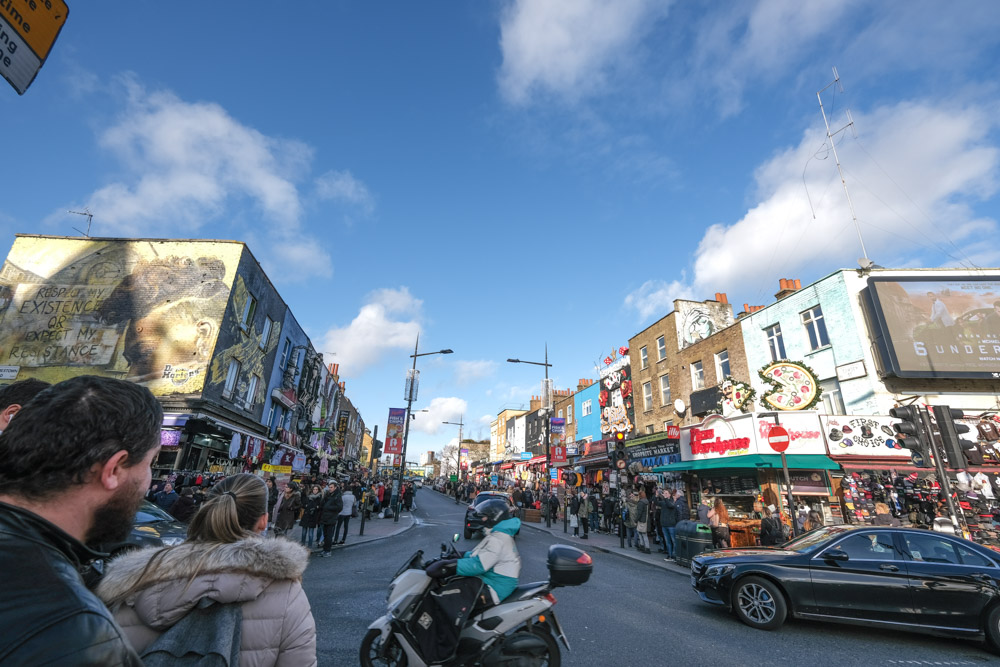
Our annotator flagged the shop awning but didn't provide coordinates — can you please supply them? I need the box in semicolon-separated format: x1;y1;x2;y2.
652;454;840;473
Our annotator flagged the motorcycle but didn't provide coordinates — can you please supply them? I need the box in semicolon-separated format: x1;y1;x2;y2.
361;535;592;666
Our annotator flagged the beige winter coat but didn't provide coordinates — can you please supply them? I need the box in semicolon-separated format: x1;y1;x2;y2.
95;537;316;667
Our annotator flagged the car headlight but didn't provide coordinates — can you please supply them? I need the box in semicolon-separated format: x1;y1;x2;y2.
705;564;735;578
161;537;185;546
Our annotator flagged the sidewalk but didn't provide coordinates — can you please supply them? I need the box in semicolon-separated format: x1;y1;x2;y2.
306;510;415;552
521;517;690;577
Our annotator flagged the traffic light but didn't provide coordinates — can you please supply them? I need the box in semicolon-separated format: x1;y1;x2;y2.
933;406;978;469
610;431;627;469
371;440;382;460
889;405;931;468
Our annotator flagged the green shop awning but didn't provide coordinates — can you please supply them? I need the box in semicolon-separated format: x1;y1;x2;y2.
652;454;840;473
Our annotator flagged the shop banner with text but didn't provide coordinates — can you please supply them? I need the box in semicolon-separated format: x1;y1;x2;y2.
384;408;406;454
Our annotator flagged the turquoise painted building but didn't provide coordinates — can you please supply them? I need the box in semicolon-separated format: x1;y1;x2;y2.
573;381;602;444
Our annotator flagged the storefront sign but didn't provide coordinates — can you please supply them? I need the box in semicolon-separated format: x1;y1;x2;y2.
685;414;755;460
262;463;292;474
551;445;566;463
757;413;826;455
599;347;635;437
566;444;579;456
820;414;909;457
759;361;822;411
786;470;829;493
384;408;406;454
836;360;867;381
520;451;532;460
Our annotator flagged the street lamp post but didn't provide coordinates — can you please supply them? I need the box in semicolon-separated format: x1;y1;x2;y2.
507;344;554;527
442;416;464;481
394;334;452;523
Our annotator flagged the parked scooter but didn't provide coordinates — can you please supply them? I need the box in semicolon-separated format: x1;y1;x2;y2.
361;535;592;666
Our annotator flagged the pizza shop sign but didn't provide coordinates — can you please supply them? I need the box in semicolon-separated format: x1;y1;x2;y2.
684;414;755;460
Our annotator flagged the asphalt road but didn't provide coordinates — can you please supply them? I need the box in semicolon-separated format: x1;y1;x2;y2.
302;489;997;666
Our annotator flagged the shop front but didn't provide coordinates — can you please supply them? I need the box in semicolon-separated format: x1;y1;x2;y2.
154;412;272;480
654;412;839;546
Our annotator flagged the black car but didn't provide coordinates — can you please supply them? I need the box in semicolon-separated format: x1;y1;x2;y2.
691;525;1000;653
95;500;188;557
464;491;517;539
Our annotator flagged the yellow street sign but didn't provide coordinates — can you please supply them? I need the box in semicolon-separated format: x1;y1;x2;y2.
2;0;69;60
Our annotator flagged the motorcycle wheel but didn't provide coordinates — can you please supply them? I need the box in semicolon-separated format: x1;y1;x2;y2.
360;628;408;667
505;629;560;667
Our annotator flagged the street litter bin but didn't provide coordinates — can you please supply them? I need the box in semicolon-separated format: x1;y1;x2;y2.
674;520;714;567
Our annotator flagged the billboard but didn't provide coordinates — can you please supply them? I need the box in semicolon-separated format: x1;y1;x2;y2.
866;276;1000;378
0;236;241;396
599;348;635;437
384;408;406;454
820;414;909;457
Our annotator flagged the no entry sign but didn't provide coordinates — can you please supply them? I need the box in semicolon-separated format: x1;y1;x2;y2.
767;425;790;453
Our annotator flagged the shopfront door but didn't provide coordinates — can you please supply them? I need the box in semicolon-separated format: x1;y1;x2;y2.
808;530;913;624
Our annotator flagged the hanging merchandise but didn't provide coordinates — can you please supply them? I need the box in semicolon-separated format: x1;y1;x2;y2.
228;432;242;460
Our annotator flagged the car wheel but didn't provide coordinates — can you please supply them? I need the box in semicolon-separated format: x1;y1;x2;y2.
464;527;473;540
732;576;787;631
985;605;1000;654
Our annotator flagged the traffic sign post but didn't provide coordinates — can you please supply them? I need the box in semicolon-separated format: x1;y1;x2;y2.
760;416;798;537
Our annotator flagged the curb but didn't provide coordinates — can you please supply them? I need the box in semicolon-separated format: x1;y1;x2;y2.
520;521;689;577
312;514;417;555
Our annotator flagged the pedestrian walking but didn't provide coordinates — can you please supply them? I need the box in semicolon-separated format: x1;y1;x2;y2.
658;489;679;559
319;480;343;556
265;477;279;529
708;498;731;548
759;504;784;545
300;485;322;547
635;489;651;553
602;493;615;533
0;375;161;664
97;474;317;667
334;486;355;545
587;489;600;534
570;488;589;539
274;482;302;537
625;491;638;547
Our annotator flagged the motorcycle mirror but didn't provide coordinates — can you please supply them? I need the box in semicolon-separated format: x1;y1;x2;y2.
453;533;460;543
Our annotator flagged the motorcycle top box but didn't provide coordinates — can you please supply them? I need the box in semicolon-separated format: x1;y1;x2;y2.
547;544;592;587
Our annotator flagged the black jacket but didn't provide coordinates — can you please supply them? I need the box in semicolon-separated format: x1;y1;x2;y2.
319;490;344;524
659;497;679;528
0;501;142;666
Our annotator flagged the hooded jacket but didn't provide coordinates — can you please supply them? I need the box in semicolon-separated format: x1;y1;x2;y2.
95;537;316;667
456;517;521;602
0;501;141;666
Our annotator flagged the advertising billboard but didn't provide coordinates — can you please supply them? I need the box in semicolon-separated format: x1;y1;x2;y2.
599;348;635;437
866;276;1000;378
384;408;406;455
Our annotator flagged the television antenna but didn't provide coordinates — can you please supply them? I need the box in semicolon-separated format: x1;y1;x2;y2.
68;209;94;237
816;67;869;264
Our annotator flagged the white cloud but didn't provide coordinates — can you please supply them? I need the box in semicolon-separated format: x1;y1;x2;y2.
498;0;664;105
454;360;498;386
85;77;310;233
270;240;333;279
410;397;468;435
315;169;375;216
624;278;694;321
626;98;1000;319
320;287;423;377
478;414;493;426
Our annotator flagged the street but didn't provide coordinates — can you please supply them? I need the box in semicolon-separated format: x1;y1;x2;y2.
302;489;996;666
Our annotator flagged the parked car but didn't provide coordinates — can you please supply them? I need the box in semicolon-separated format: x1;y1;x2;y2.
690;524;1000;653
94;500;188;557
464;491;517;539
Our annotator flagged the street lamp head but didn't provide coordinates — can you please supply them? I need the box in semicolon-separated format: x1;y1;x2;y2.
507;358;520;363
440;349;454;354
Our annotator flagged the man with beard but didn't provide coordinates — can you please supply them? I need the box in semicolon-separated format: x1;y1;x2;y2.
0;375;162;665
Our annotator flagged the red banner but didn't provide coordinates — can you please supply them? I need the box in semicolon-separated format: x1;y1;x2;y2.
384;408;406;454
550;445;567;463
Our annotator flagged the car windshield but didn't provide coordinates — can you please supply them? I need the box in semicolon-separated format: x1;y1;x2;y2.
135;500;175;523
779;525;857;553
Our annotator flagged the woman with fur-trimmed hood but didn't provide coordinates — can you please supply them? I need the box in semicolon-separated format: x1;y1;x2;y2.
96;473;317;667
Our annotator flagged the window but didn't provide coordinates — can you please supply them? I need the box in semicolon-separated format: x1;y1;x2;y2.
903;534;961;565
828;532;899;561
660;374;671;406
801;305;830;350
567;404;573;424
656;336;666;361
663;420;673;430
765;324;786;362
645;425;655;435
582;399;592;417
279;339;291;370
260;317;274;350
223;358;241;398
819;379;846;415
558;409;563;418
244;374;260;408
642;382;653;411
691;361;705;391
715;350;730;380
240;295;257;331
266;403;275;429
640;346;648;369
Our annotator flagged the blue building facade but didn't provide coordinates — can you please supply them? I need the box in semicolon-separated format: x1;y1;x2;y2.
573;381;602;445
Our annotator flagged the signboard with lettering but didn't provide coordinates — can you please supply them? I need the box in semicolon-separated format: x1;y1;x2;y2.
0;0;70;94
384;408;405;454
819;414;909;457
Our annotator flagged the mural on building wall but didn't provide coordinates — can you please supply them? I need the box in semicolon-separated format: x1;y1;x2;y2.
0;237;241;395
758;360;823;411
675;301;734;350
599;346;635;437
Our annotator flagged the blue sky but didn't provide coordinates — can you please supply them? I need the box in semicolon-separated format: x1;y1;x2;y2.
2;1;999;462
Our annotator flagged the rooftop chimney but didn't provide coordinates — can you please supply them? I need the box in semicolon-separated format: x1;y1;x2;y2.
775;278;800;300
714;292;729;304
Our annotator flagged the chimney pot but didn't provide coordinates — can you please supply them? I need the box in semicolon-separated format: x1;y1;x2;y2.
794;279;801;289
